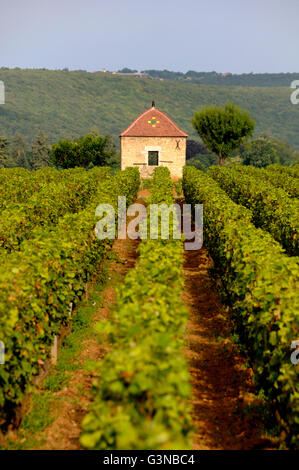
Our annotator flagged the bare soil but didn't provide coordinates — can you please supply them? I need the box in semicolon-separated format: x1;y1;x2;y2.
183;246;277;450
32;193;152;449
36;235;139;450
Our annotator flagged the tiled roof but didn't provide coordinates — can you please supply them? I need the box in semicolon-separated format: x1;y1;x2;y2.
120;106;188;137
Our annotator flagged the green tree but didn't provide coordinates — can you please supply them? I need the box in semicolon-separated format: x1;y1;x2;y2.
242;137;279;168
118;68;138;73
0;136;14;167
31;131;51;169
186;139;209;160
187;153;218;171
50;139;78;169
191;102;255;165
260;134;299;166
9;132;30;168
51;133;116;169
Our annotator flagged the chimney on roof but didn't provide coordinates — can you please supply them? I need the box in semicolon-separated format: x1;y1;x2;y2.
152;100;155;107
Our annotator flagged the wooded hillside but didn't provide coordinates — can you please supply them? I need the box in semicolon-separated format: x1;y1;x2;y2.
0;68;298;149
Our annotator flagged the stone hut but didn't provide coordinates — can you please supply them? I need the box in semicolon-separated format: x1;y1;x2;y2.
120;102;188;178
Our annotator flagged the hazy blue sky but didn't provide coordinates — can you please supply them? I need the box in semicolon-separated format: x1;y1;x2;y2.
0;0;298;73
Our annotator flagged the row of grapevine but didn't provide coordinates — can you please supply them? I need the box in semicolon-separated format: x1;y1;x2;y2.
208;165;299;256
183;167;299;448
147;166;174;204
267;163;299;179
264;166;299;198
0;167;111;252
0;167;68;212
0;168;140;415
235;165;299;199
80;167;193;450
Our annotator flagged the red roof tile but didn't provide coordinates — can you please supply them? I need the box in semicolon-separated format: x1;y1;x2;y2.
120;106;188;137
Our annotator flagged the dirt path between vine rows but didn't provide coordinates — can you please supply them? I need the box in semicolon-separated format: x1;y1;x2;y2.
12;192;149;450
38;235;139;450
37;192;151;450
183;245;277;450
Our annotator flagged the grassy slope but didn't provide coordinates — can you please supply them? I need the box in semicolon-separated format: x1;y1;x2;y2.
0;68;298;148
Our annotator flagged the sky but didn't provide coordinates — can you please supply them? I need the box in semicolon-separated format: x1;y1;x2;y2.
0;0;298;73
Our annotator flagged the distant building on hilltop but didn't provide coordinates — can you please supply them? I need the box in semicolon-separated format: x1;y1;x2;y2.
112;71;149;78
120;102;187;178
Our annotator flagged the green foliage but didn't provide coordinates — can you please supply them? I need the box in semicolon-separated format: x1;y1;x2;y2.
4;269;109;450
141;178;152;191
173;179;183;196
242;137;279;167
263;136;299;166
208;165;299;256
42;371;69;392
0;131;51;170
116;167;141;207
267;163;299;179
0;68;299;153
186;139;209;159
0;167;111;252
183;166;299;449
192;102;255;165
186;153;218;171
80;168;193;450
242;164;299;199
148;167;173;204
142;69;299;87
0;167;61;212
9;132;31;168
31;131;51;170
118;68;138;73
0;136;12;168
51;133;116;169
4;392;59;449
20;393;55;435
0;167;140;414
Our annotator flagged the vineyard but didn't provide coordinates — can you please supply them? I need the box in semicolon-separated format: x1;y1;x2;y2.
0;164;298;450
